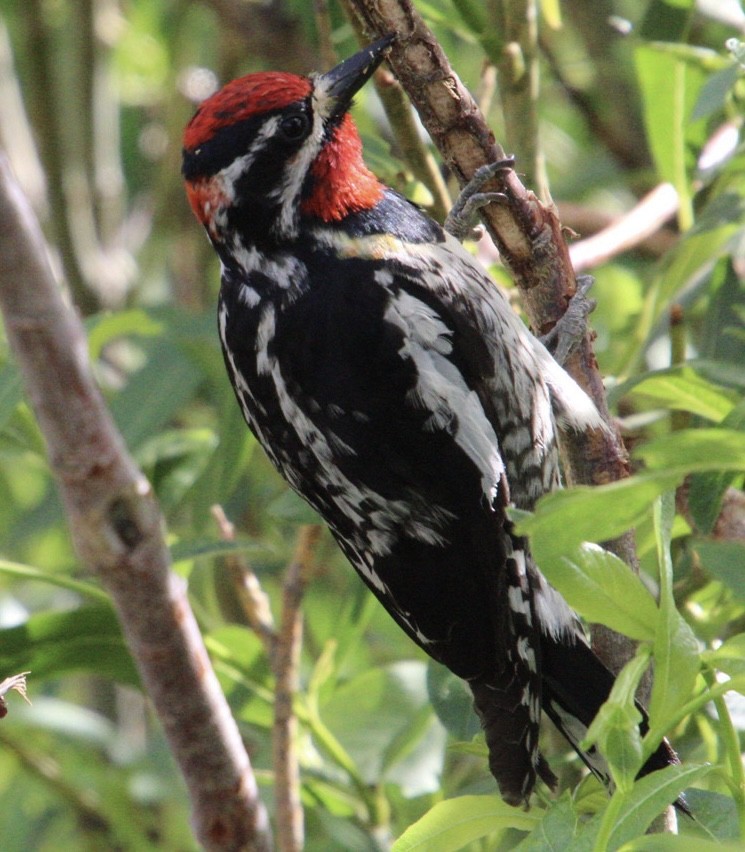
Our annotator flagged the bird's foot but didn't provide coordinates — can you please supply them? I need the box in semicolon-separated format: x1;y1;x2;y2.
540;275;596;364
444;157;516;242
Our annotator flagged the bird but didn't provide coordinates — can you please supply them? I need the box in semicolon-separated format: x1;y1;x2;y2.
182;34;679;806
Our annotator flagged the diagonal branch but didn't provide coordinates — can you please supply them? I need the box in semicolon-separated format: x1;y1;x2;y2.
0;152;272;852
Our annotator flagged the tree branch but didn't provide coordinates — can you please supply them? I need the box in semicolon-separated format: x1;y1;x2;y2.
0;152;272;852
272;524;321;852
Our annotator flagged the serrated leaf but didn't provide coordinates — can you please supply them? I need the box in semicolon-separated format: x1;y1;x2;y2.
531;543;658;641
393;795;539;852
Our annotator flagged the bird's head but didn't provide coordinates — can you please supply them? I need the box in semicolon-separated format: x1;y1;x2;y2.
182;36;394;245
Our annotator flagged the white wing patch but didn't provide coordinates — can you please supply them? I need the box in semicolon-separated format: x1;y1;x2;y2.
380;281;505;504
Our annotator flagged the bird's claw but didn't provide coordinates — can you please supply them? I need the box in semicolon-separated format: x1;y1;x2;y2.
445;157;517;242
540;275;596;364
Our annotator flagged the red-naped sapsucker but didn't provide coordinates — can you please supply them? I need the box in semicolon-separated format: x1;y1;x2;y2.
182;36;679;806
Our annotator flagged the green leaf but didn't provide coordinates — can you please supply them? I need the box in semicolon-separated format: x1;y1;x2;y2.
0;362;23;430
691;540;745;600
674;788;740;841
515;472;680;566
688;398;745;532
0;605;138;685
635;43;707;226
392;795;539;852
530;543;658;642
267;488;322;524
703;632;745;677
648;495;700;734
634;428;745;475
108;338;202;450
584;649;650;789
628;367;735;422
512;796;577;850
86;308;164;361
320;661;446;794
580;763;713;849
427;663;481;741
169;537;274;564
624;837;743;851
0;558;108;603
691;64;740;122
136;427;218;509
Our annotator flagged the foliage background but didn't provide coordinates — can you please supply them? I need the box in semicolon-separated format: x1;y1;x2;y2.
0;0;744;849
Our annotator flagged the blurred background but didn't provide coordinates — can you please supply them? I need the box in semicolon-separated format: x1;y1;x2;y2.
0;0;744;848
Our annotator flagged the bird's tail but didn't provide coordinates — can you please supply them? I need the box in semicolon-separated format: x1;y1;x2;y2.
470;631;684;809
470;677;557;807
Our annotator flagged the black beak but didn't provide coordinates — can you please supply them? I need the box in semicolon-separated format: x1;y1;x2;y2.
316;34;396;118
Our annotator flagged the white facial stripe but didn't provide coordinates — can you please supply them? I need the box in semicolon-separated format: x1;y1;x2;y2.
273;99;327;237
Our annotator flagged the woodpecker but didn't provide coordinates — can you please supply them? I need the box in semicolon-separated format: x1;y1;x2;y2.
183;36;679;806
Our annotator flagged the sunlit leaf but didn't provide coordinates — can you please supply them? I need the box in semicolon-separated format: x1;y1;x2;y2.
393;795;538;852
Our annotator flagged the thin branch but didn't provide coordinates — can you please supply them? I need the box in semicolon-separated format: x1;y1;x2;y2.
568;184;680;273
213;505;323;851
0;152;272;852
272;525;321;852
487;0;549;199
212;504;276;654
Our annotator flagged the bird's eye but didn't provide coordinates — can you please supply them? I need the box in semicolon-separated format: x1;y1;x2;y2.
279;112;311;141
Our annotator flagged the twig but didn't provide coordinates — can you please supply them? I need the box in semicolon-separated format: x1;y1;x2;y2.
212;504;276;653
569;184;680;272
272;525;321;852
487;0;549;199
0;152;272;852
212;505;323;851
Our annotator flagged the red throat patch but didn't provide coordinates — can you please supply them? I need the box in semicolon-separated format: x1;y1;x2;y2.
185;176;230;238
301;114;384;221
